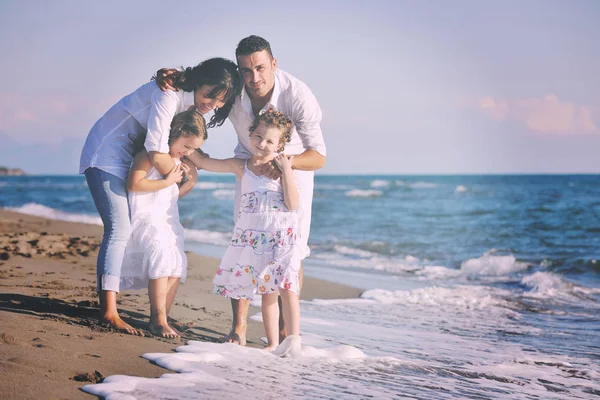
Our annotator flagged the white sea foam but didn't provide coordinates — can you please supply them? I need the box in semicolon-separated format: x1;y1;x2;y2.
183;228;231;247
395;180;438;189
82;282;599;400
344;189;382;197
409;181;438;189
6;203;102;225
455;185;467;192
460;253;528;277
360;285;507;310
522;271;600;302
195;181;235;190
211;189;235;199
370;179;390;188
314;183;355;190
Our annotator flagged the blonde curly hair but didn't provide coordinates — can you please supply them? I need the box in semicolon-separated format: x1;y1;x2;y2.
248;108;293;153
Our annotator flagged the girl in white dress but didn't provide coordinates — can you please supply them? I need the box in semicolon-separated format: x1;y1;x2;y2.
195;109;306;354
121;109;206;338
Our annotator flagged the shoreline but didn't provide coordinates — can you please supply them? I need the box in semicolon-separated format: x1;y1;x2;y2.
0;209;363;399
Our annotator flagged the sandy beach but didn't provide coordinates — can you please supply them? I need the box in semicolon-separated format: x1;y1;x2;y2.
0;209;363;400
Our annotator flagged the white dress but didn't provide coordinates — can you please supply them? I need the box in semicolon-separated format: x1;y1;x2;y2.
120;160;186;290
213;163;308;299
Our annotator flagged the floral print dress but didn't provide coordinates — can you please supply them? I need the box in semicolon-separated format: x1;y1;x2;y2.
213;162;307;299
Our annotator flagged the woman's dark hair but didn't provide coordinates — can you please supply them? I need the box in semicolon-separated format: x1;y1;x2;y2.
131;107;207;155
170;58;242;128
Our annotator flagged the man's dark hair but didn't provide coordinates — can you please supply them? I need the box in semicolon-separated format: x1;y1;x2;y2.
235;35;274;59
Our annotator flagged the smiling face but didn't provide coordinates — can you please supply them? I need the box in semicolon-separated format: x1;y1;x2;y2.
194;85;227;114
237;50;277;99
169;135;205;159
249;122;284;158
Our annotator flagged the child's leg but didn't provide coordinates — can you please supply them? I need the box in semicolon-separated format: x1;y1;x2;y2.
279;288;300;337
278;264;304;341
148;277;179;338
165;277;191;332
165;277;180;316
261;293;279;351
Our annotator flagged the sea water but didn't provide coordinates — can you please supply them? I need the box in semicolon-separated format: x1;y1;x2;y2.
2;174;599;399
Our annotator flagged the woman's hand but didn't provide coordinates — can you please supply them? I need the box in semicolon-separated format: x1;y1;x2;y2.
165;164;183;185
154;68;181;92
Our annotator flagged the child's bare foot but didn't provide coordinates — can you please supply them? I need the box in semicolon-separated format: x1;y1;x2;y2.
271;335;302;357
101;315;143;336
221;327;246;346
149;322;179;339
264;344;277;352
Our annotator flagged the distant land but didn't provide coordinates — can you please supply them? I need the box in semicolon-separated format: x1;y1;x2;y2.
0;167;26;176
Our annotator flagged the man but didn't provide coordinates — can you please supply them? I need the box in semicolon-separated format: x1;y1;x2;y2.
158;35;326;345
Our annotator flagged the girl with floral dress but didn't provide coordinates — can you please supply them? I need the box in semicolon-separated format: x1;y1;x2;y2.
194;109;306;354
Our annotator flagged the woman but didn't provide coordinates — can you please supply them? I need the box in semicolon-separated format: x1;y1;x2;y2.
80;58;242;335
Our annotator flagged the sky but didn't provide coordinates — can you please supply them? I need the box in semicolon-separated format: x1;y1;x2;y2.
0;0;599;175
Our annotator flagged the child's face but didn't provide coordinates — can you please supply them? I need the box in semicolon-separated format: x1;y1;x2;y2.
169;135;205;159
194;85;226;115
249;122;283;157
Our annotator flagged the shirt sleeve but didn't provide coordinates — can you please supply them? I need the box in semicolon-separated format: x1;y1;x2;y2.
292;85;327;157
144;89;181;154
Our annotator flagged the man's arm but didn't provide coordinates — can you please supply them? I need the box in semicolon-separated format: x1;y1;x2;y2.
290;149;326;171
289;83;327;171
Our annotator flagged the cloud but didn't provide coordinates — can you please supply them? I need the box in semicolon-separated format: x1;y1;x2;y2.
475;94;598;134
0;91;112;144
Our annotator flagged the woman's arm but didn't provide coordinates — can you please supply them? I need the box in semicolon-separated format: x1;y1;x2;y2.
145;89;182;176
127;151;183;193
273;154;299;211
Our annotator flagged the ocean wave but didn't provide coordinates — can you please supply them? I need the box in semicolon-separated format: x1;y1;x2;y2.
6;203;102;225
360;286;510;310
184;228;231;247
460;253;529;277
196;181;235;190
344;189;383;198
521;271;600;302
211;189;236;199
395;180;438;189
370;179;390;188
314;183;355;190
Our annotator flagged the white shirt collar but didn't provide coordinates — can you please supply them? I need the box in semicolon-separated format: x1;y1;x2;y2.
240;70;281;116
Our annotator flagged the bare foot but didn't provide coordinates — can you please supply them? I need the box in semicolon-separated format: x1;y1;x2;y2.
264;344;277;352
149;322;180;339
167;317;194;332
101;316;143;336
220;328;246;346
271;335;302;357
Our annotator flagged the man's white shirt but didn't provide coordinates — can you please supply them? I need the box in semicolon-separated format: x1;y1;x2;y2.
228;69;326;252
229;69;326;159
